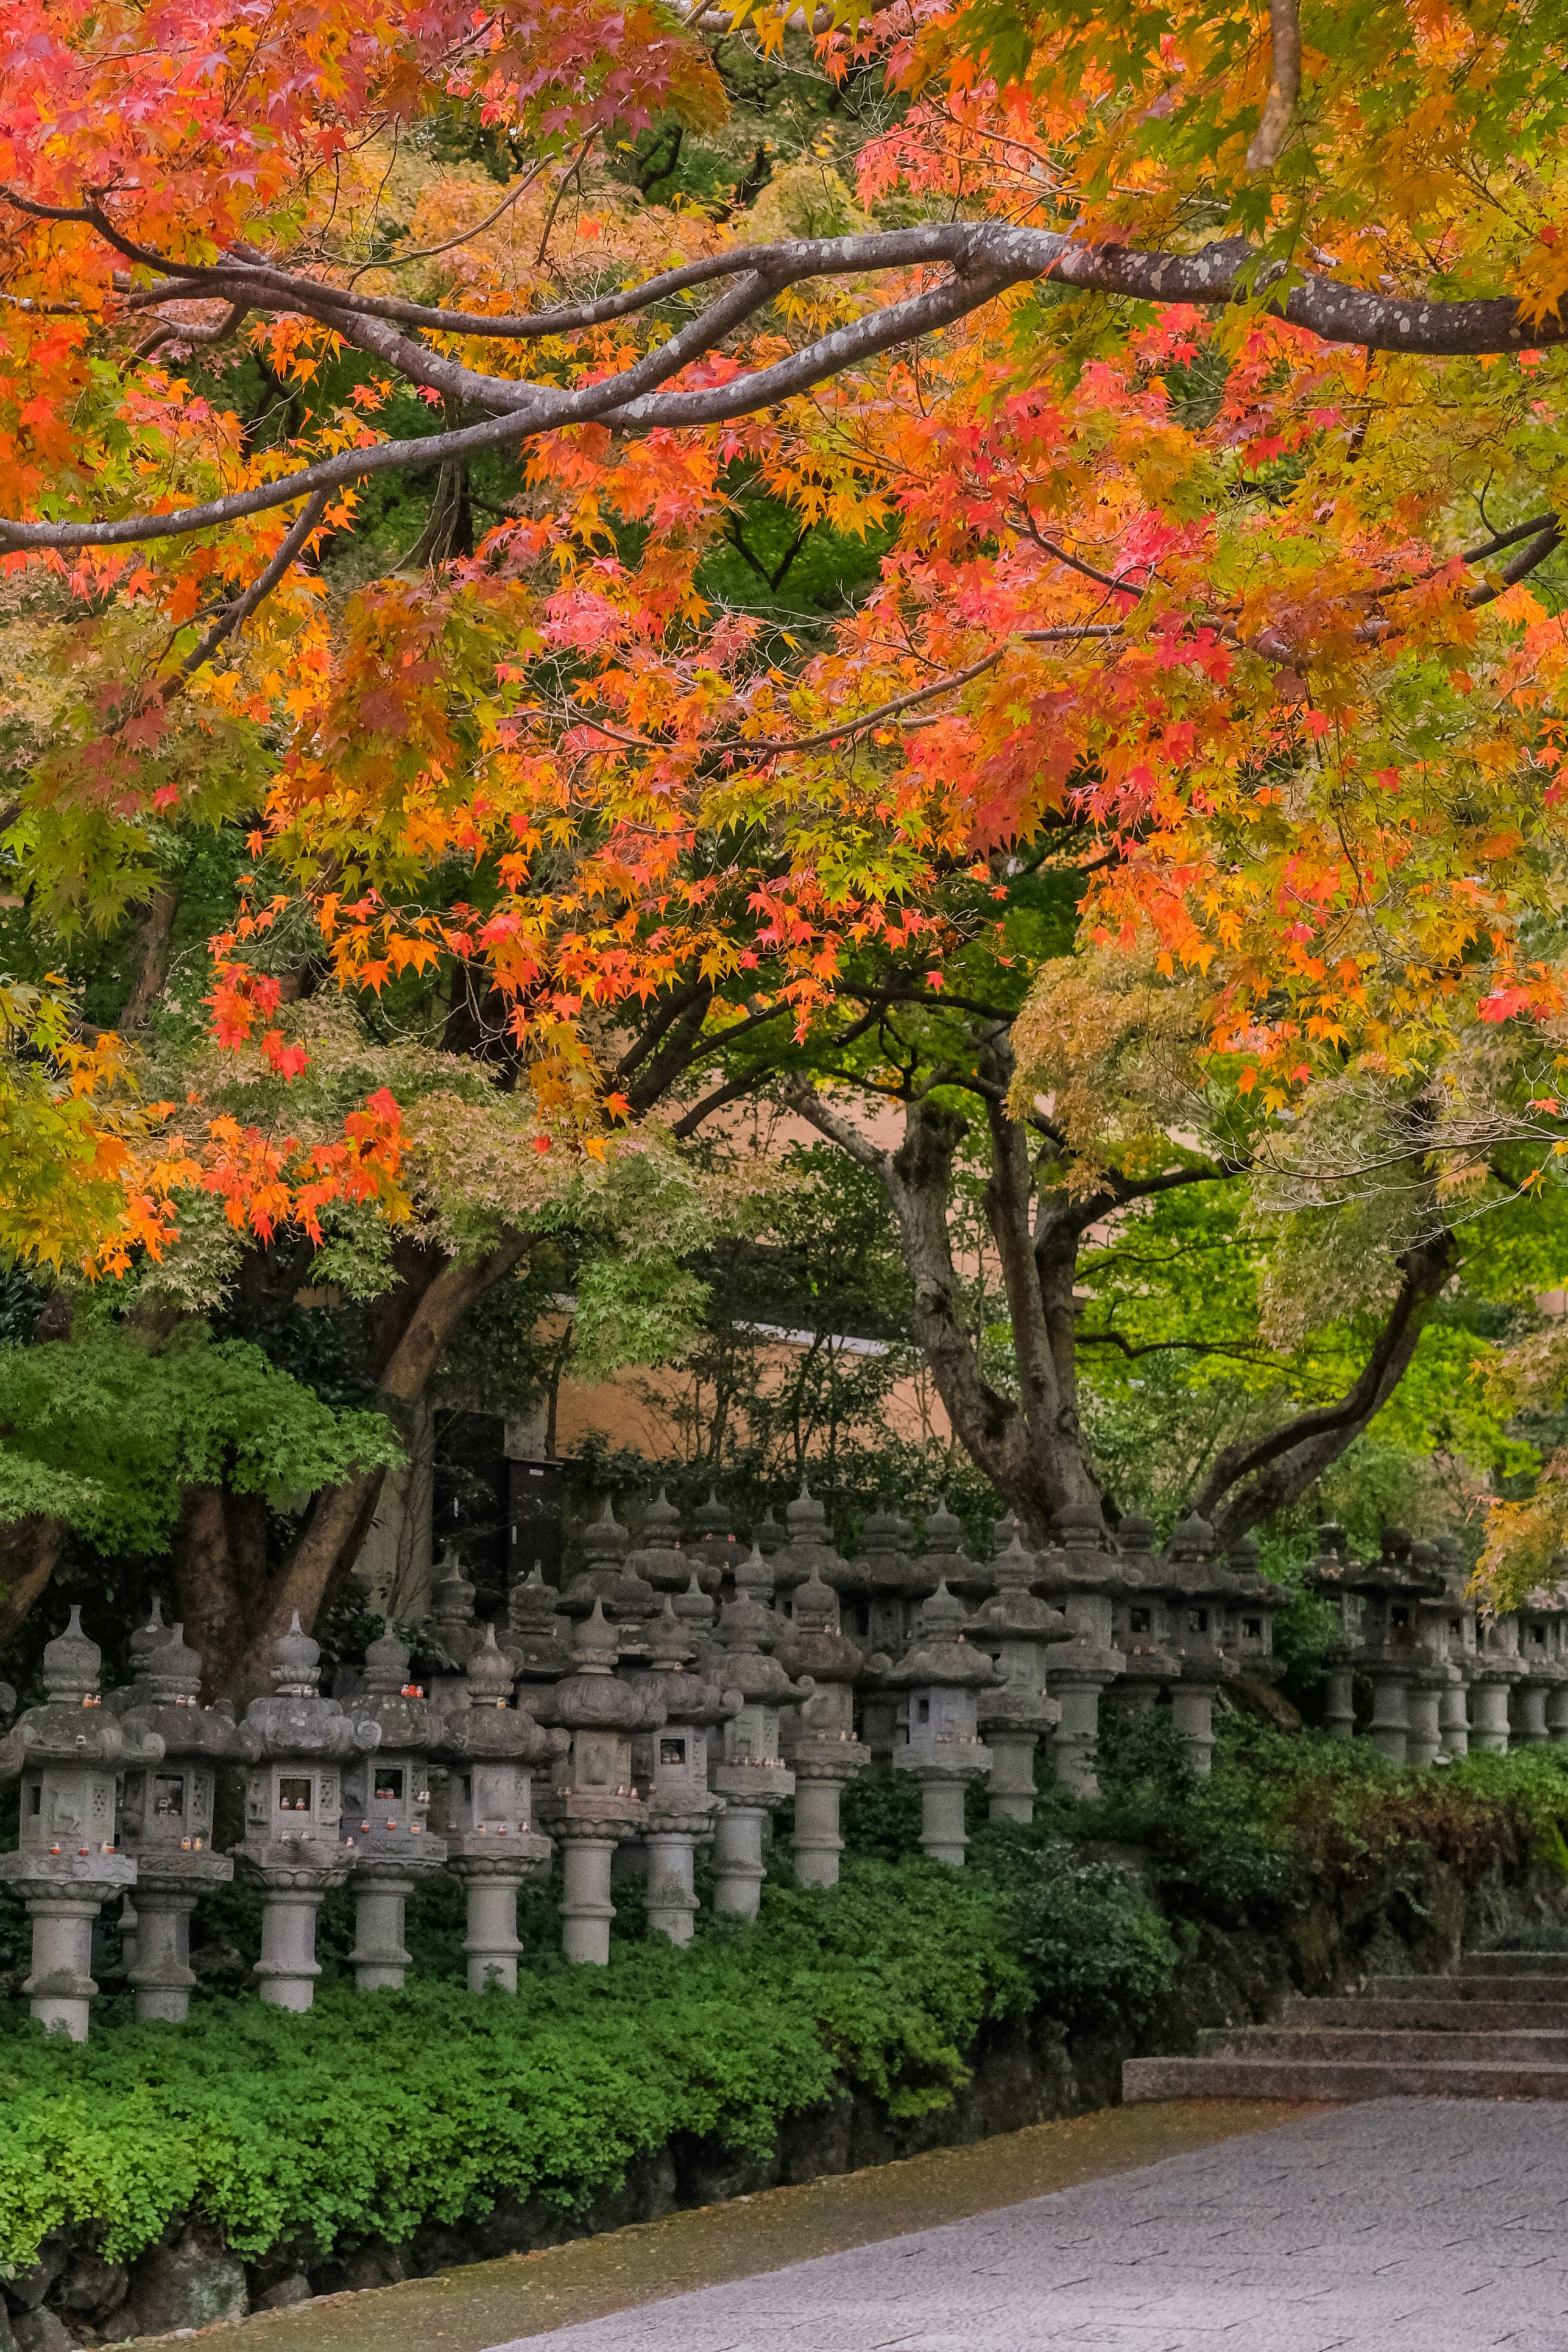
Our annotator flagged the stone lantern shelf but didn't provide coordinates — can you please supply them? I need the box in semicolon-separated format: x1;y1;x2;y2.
433;1624;564;1989
624;1598;741;1941
706;1555;812;1918
120;1623;253;2022
1034;1504;1126;1797
0;1609;162;2040
342;1631;449;1991
887;1582;1002;1864
233;1614;381;2013
774;1566;883;1885
966;1536;1067;1824
535;1602;665;1963
1107;1515;1184;1719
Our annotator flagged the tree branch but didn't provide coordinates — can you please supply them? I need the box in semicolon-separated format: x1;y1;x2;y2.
1247;0;1302;172
5;217;1565;552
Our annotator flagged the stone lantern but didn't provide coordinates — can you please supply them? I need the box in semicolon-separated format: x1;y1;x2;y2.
119;1624;251;2022
233;1614;381;2012
506;1561;576;1691
770;1481;849;1605
848;1508;935;1773
425;1545;481;1715
1472;1607;1524;1754
707;1565;812;1917
1404;1539;1463;1768
966;1536;1067;1823
754;1508;787;1562
535;1603;665;1963
1509;1588;1566;1746
1107;1514;1184;1718
627;1488;721;1601
1161;1513;1239;1777
887;1582;1001;1863
433;1623;563;1988
1349;1527;1444;1765
1034;1504;1126;1796
1431;1533;1477;1756
342;1631;448;1991
687;1489;745;1587
560;1500;658;1655
774;1566;881;1884
1221;1533;1290;1689
0;1609;161;2039
624;1598;741;1941
1304;1523;1364;1737
913;1498;993;1606
104;1596;171;1716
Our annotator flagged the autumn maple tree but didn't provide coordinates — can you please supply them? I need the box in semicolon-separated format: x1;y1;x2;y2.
2;0;1568;1667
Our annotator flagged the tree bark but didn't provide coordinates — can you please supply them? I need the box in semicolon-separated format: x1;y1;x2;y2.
118;886;178;1032
1195;1234;1454;1544
0;1514;68;1659
231;1235;528;1697
171;1482;244;1698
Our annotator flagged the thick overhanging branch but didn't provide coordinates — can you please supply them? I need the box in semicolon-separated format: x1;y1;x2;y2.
2;207;1563;553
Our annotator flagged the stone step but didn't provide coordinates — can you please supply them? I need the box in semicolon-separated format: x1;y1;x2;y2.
1123;2054;1568;2103
1463;1950;1568;1976
1282;1995;1568;2033
1366;1972;1568;2001
1198;2025;1568;2063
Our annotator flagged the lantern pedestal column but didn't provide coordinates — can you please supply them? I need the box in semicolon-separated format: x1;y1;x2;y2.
1048;1658;1120;1798
1470;1673;1517;1755
1323;1665;1357;1739
1405;1668;1452;1770
556;1819;629;1965
1510;1678;1552;1746
0;1859;136;2041
348;1862;419;1992
1440;1675;1472;1757
788;1747;867;1887
709;1764;791;1918
1547;1683;1568;1745
447;1840;548;1990
129;1856;230;2022
1365;1667;1413;1766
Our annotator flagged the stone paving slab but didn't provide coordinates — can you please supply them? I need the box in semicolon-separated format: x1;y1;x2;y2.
211;2102;1302;2352
500;2102;1568;2352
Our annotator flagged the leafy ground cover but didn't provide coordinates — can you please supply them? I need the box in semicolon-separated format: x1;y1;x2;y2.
1;1721;1565;2273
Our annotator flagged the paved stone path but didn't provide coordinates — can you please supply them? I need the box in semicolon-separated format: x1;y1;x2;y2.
500;2101;1568;2352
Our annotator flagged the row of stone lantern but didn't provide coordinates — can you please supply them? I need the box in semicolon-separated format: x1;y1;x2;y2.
9;1490;1560;2043
1305;1520;1568;1765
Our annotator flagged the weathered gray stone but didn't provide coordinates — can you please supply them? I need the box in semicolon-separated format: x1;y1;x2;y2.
54;2252;126;2322
2;2237;67;2313
12;2312;72;2352
110;2225;247;2339
0;2298;16;2352
313;2242;411;2297
253;2275;312;2312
